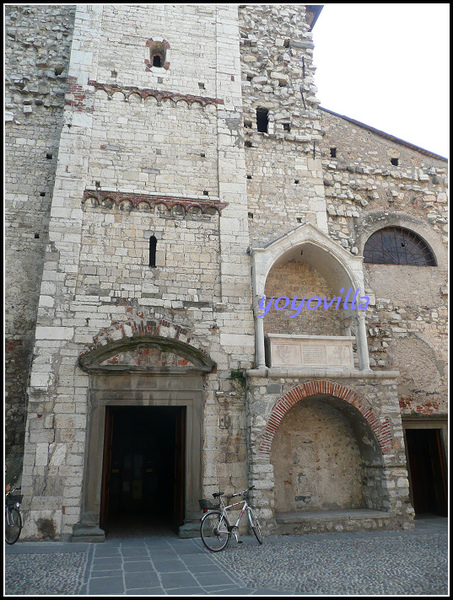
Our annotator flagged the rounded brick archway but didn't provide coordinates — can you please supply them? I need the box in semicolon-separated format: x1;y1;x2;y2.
259;380;395;456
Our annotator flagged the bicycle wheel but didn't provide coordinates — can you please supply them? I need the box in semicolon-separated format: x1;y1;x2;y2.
5;506;22;545
200;510;230;552
248;508;263;545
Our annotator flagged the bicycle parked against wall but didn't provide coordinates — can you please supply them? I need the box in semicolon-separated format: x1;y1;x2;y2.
5;487;23;545
199;485;263;552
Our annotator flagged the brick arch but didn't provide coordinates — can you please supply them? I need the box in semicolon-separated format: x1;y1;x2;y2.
79;314;211;365
259;380;394;456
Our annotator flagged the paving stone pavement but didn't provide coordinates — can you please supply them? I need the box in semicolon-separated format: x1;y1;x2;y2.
4;516;448;596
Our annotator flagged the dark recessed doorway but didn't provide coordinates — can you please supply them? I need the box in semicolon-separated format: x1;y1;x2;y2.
405;428;447;517
100;406;186;536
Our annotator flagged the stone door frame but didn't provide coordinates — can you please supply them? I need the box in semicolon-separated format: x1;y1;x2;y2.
78;371;204;539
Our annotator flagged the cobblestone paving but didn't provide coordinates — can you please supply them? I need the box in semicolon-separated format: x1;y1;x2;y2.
211;528;448;595
5;552;88;595
4;518;448;596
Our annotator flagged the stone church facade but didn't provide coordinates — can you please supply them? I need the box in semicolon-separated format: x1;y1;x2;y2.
5;5;448;541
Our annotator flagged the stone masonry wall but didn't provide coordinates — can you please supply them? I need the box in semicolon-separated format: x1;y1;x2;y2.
19;4;255;539
239;4;328;243
5;5;76;459
319;109;448;417
263;261;346;337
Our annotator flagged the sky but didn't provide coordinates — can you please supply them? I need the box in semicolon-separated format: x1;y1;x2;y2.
311;3;449;158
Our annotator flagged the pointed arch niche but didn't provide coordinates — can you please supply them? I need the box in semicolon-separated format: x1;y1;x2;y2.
250;223;371;372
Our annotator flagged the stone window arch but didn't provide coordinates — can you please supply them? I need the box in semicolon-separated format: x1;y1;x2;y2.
363;227;437;266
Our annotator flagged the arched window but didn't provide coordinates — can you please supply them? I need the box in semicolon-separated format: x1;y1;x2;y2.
363;227;436;266
145;39;170;72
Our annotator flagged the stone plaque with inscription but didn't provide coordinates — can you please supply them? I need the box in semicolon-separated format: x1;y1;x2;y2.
267;334;355;369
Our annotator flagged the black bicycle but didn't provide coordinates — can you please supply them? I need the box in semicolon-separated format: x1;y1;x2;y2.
5;487;23;544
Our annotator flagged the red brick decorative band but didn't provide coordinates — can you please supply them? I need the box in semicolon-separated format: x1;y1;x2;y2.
82;190;227;215
88;80;224;107
258;380;395;456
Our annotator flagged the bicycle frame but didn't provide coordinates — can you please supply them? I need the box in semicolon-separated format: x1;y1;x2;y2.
222;497;249;530
214;492;254;543
199;485;263;551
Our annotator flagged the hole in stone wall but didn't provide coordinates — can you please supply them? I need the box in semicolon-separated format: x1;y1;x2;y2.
391;158;399;166
283;123;291;132
256;107;269;133
330;147;337;158
46;153;52;159
248;212;254;218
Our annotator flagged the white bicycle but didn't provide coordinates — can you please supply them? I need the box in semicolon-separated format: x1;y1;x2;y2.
199;485;263;552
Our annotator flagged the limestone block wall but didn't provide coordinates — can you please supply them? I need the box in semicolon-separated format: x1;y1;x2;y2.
239;4;327;242
19;4;254;539
319;109;448;417
5;5;76;459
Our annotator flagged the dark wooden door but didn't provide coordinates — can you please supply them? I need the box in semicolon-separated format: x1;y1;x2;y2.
406;428;447;516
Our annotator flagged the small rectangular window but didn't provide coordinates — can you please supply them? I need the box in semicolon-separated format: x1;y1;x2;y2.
256;108;269;133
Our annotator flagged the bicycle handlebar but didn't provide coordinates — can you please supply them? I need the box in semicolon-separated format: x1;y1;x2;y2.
212;485;255;500
230;485;256;498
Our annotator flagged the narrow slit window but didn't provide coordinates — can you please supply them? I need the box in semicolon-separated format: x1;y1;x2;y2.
256;108;269;133
149;235;157;268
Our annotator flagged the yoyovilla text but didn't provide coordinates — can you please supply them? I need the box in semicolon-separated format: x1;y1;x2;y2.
258;288;370;318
